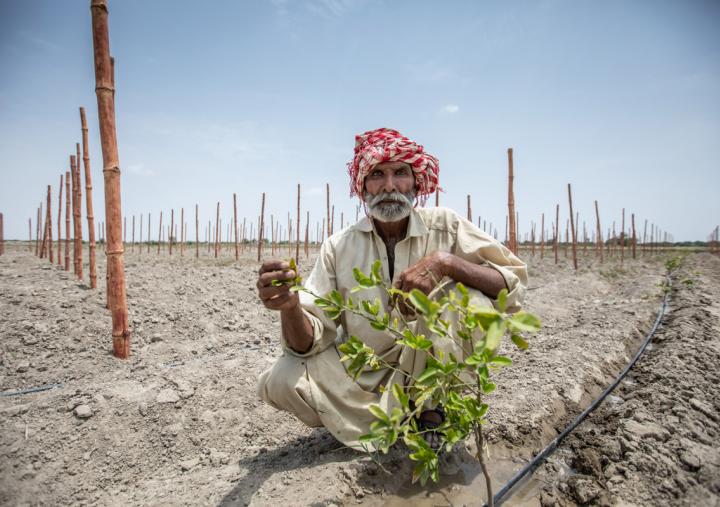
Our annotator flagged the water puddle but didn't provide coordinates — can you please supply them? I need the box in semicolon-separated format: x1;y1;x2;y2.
367;446;544;506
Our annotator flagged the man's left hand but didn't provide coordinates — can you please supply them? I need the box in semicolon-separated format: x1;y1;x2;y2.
394;251;451;295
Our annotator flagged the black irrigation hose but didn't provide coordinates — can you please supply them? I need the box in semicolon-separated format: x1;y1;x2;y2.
490;271;673;506
0;383;63;397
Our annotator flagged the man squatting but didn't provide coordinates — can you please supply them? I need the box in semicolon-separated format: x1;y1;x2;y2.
256;128;528;450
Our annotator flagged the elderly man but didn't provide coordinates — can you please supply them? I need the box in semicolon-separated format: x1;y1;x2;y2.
257;128;527;450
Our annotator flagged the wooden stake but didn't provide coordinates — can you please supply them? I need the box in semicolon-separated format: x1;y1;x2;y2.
540;213;545;259
91;0;131;357
71;155;83;278
258;193;265;262
507;149;517;255
57;174;63;265
46;185;54;263
65;174;71;270
568;184;577;270
467;195;472;221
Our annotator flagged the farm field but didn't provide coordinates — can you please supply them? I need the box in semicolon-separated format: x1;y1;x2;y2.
2;242;717;506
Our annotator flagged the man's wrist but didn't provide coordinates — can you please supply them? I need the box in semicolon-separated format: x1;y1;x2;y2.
439;251;457;279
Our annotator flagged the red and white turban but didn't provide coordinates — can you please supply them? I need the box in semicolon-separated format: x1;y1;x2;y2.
347;128;440;205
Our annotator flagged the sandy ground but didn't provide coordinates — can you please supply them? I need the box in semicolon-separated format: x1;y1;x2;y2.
1;241;717;506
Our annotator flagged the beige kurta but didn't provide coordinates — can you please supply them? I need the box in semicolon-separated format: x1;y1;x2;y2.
258;206;528;450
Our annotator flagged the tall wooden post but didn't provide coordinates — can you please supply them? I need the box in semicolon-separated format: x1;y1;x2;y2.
91;0;131;357
65;173;71;270
642;219;648;255
467;195;472;222
507;149;517;255
57;175;63;265
46;185;54;263
567;184;577;270
71;155;83;278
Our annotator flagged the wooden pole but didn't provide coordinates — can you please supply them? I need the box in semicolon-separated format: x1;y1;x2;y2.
296;183;301;261
642;219;647;255
91;0;131;357
467;195;472;221
258;193;265;262
65;173;71;270
57;174;63;265
46;185;54;264
71;155;83;278
507;148;517;255
594;200;603;263
40;201;47;259
568;184;577;270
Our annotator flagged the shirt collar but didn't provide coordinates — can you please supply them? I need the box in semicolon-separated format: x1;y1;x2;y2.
351;207;429;238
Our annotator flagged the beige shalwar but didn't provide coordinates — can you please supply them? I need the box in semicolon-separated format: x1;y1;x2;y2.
257;206;527;450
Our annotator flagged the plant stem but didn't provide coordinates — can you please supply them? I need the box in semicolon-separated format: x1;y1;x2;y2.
474;390;494;507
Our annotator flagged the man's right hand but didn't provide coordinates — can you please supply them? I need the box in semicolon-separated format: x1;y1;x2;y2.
257;260;300;311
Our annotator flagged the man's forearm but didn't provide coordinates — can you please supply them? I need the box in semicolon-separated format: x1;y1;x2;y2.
444;254;508;299
281;304;315;353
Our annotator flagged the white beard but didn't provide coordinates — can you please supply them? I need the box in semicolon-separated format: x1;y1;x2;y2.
364;190;415;222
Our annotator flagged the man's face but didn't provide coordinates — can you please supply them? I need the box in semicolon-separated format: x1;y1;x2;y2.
363;161;416;223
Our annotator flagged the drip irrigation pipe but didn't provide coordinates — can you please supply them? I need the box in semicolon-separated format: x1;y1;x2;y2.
489;272;673;506
0;383;63;397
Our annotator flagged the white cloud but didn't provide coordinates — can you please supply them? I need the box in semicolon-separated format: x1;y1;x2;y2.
440;104;460;114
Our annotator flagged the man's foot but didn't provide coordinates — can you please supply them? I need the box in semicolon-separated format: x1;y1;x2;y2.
417;407;445;451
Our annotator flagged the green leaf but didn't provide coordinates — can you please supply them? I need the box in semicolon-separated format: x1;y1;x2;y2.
484;321;505;352
489;355;512;366
497;288;508;313
482;382;496;394
391;383;410;410
371;260;384;284
509;312;541;333
416;366;439;384
368;404;389;423
352;267;376;288
408;289;432;316
511;334;529;350
464;353;485;366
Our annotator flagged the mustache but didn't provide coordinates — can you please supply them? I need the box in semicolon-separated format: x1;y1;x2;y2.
365;191;414;207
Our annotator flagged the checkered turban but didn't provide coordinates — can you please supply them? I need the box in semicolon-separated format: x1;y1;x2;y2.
347;128;440;205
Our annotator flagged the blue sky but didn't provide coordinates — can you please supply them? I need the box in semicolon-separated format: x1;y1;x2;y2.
1;0;718;242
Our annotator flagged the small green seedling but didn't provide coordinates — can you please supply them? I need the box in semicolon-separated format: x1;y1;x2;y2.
271;258;303;287
294;260;540;506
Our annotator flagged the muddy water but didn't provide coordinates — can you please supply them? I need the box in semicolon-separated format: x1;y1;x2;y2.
368;445;547;506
